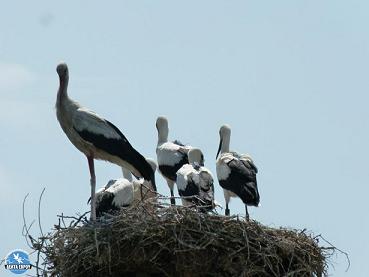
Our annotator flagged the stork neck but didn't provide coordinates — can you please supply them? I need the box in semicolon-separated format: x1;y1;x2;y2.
221;134;230;153
57;74;69;105
157;127;169;144
122;167;133;182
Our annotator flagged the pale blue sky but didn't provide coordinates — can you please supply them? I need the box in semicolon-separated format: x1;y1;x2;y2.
1;1;367;276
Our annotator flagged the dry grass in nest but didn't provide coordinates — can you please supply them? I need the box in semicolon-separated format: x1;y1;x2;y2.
27;199;341;277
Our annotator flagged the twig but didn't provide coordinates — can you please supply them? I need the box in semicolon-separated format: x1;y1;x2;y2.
317;234;350;272
38;188;46;238
22;192;34;249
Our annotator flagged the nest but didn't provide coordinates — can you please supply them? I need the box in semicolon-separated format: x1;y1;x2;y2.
32;202;335;277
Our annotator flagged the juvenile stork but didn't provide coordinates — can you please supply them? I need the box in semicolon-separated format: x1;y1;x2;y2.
55;62;156;220
176;148;214;212
94;159;157;217
156;116;198;205
216;125;260;221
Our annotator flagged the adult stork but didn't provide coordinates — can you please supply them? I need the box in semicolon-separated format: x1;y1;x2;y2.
94;159;157;217
216;125;260;221
156;116;199;205
176;148;215;212
55;62;156;220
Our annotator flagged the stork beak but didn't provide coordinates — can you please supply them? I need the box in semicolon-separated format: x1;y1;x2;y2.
216;139;222;159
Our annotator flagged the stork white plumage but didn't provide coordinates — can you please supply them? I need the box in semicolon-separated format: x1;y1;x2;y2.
176;148;215;212
216;125;260;221
94;159;157;217
55;62;156;220
94;178;133;217
156;116;199;205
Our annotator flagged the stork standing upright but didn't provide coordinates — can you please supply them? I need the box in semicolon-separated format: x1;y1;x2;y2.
216;125;260;221
156;116;198;205
55;62;156;220
176;148;215;212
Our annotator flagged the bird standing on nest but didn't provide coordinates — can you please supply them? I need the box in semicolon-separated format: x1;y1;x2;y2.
216;124;260;220
55;62;156;220
156;116;197;205
176;148;215;212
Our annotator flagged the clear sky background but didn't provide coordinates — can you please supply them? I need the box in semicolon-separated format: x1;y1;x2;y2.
0;1;367;276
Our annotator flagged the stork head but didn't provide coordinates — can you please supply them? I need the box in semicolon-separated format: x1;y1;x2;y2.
188;148;204;165
216;124;231;159
56;62;68;78
219;124;231;139
156;116;169;143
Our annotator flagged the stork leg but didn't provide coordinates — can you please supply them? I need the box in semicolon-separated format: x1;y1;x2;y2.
224;190;231;216
225;203;230;216
87;156;96;221
245;204;250;221
167;180;176;205
170;189;176;205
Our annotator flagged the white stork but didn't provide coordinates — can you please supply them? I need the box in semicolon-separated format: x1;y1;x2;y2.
156;116;199;205
55;62;156;220
216;125;260;221
176;148;215;212
94;159;157;217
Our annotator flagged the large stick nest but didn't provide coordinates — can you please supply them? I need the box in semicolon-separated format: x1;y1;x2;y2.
35;202;334;277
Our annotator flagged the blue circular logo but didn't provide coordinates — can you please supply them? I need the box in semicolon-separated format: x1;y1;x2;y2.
4;249;32;274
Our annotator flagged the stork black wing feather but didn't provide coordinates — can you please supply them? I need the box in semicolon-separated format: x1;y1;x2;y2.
74;121;156;190
219;158;260;206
